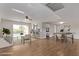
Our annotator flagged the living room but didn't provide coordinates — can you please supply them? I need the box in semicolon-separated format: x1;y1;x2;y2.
0;3;79;56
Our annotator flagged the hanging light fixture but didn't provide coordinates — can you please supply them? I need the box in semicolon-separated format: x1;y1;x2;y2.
25;16;29;19
25;16;32;21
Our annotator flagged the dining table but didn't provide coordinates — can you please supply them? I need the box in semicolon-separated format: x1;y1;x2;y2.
53;32;74;43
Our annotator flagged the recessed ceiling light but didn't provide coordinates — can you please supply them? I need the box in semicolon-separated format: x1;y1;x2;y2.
59;22;64;24
12;8;24;14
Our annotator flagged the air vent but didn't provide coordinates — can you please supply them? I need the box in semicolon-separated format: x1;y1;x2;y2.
46;3;64;11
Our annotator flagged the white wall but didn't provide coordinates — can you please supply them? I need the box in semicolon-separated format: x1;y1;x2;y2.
0;18;31;38
41;22;54;38
0;18;55;39
70;24;79;39
30;21;55;38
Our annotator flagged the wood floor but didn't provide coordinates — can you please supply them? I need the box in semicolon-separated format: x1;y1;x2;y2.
0;38;79;56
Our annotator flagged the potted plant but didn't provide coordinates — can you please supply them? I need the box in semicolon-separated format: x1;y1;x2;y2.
2;28;10;37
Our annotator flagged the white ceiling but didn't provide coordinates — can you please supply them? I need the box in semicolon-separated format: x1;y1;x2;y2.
1;3;79;24
55;3;79;25
0;3;60;22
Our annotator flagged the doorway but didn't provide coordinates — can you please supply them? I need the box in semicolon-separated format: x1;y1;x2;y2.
13;24;29;45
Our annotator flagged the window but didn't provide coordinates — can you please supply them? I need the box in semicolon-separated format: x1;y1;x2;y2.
13;24;29;37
